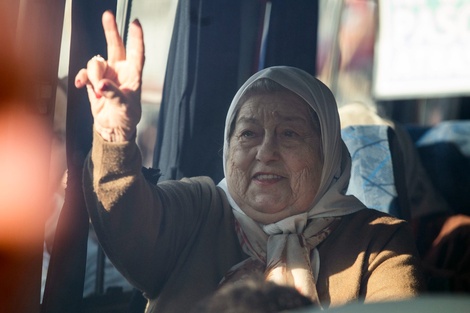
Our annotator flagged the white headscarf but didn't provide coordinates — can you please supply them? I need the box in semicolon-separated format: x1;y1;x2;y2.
218;66;365;305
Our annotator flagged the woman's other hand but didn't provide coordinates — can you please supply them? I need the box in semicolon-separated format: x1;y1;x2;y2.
75;10;145;142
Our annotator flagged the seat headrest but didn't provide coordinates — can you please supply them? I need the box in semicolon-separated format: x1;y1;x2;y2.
342;125;410;220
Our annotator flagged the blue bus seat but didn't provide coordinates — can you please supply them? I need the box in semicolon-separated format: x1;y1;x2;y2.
342;125;410;220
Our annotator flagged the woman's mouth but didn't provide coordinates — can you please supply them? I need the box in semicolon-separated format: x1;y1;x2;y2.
253;173;284;184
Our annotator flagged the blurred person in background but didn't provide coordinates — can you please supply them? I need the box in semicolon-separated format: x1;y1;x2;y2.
190;275;314;313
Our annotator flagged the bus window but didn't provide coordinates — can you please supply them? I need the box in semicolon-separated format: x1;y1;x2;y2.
126;0;178;167
317;0;470;126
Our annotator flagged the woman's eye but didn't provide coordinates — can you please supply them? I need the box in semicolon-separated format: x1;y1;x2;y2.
283;130;297;138
240;130;255;138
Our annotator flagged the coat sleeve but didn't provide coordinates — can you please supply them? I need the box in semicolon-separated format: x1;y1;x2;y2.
317;210;426;307
362;216;427;303
82;129;214;297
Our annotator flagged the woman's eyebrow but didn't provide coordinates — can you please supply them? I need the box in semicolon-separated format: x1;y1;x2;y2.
237;115;308;125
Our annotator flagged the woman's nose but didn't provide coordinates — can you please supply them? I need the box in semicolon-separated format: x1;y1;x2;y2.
256;135;280;163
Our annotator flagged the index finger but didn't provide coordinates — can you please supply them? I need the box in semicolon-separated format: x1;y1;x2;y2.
102;11;125;63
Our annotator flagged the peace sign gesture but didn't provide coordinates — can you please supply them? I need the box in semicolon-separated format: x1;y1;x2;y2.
75;11;145;142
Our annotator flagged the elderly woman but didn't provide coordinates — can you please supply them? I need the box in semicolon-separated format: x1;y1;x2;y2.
76;11;424;313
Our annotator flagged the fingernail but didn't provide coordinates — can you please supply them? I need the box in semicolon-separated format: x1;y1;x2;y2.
75;79;81;87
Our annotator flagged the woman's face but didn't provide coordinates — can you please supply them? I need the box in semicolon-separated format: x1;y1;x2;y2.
226;91;323;224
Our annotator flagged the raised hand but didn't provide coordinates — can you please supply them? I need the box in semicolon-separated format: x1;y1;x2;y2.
75;11;145;142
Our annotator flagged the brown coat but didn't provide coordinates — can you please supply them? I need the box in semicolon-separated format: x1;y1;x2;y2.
83;132;425;313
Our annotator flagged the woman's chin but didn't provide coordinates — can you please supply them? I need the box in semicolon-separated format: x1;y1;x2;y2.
240;205;291;225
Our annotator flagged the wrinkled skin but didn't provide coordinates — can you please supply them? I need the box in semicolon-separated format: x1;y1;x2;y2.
226;91;323;224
